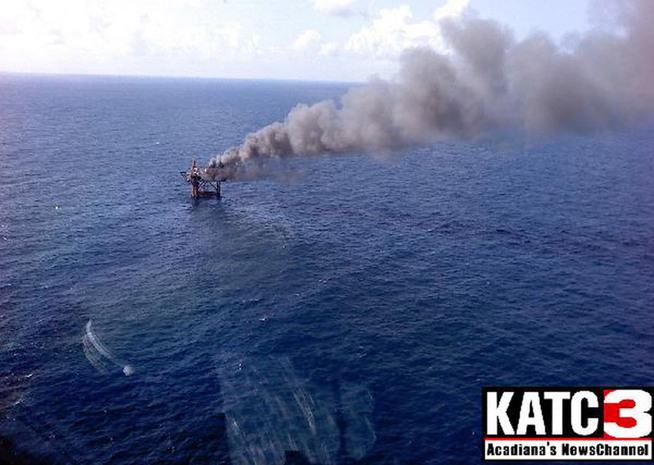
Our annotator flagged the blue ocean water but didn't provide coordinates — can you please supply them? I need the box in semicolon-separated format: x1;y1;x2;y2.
0;73;653;465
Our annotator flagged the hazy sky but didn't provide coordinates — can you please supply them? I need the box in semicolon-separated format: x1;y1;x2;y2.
0;0;595;81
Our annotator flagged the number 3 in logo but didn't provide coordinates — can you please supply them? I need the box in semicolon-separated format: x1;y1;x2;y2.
604;389;652;438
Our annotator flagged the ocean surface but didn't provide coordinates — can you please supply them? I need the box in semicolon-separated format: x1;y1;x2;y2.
0;74;653;465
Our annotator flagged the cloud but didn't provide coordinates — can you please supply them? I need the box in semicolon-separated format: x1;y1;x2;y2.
310;0;357;16
345;6;439;58
293;29;322;51
434;0;470;21
292;30;341;60
344;0;470;59
0;0;268;73
319;41;340;57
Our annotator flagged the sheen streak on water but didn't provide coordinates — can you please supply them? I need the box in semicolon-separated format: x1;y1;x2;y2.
216;354;375;465
82;320;134;376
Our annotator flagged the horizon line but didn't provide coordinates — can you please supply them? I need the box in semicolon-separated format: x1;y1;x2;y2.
0;69;365;86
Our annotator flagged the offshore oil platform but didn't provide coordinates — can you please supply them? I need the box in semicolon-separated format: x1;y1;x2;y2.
180;159;222;199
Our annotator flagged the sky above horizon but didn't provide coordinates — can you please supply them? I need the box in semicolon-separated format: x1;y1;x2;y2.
0;0;599;82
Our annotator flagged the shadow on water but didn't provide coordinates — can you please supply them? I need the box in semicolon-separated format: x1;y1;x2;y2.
4;376;233;465
1;414;375;465
3;379;379;465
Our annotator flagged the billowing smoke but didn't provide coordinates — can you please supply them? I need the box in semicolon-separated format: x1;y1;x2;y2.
206;0;654;181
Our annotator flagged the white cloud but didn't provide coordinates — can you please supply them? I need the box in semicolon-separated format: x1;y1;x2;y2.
345;5;439;58
0;0;268;74
293;30;339;58
293;29;322;51
319;41;340;57
310;0;357;16
434;0;470;21
344;0;470;59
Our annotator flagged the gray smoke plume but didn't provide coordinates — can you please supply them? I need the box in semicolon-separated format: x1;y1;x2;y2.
206;0;654;181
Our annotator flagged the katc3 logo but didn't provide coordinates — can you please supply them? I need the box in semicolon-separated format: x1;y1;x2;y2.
483;387;654;461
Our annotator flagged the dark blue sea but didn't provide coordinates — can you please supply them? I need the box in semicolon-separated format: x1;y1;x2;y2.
1;74;653;465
